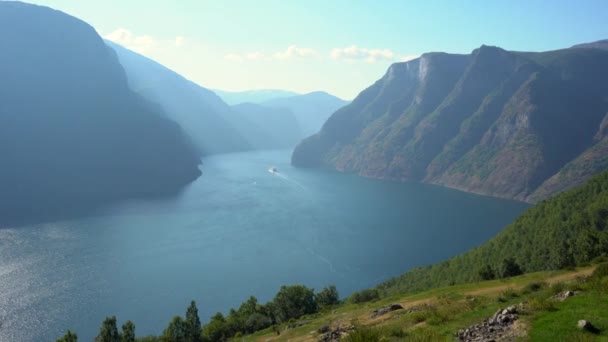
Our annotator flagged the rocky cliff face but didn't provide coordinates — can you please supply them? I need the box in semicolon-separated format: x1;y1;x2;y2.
0;2;201;224
292;43;608;202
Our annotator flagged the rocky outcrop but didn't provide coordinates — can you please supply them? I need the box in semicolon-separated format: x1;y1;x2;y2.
317;324;355;342
370;303;404;318
293;42;608;202
456;304;522;341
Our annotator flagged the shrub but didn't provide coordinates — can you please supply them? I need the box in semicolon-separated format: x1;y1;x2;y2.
521;281;546;295
497;288;519;302
315;285;340;308
478;264;496;280
341;328;381;342
528;296;556;312
349;289;380;304
498;258;523;278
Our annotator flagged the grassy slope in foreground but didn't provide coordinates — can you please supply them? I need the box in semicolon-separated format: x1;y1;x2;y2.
242;266;608;341
376;169;608;296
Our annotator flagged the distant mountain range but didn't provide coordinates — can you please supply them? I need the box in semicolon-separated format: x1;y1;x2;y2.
213;89;300;105
262;92;349;137
214;89;349;138
108;43;343;152
293;41;608;202
0;2;201;224
108;41;252;155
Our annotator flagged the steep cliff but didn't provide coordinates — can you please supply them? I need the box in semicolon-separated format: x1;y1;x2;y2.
293;43;608;202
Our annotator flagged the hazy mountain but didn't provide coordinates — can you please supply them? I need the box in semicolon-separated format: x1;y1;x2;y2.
571;39;608;50
230;103;302;149
293;44;608;202
213;89;300;105
262;91;349;137
107;41;251;155
0;2;201;224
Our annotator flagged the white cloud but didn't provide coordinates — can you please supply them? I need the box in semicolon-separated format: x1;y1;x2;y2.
400;54;420;62
224;53;244;63
274;45;321;60
224;45;320;63
246;51;266;60
104;28;186;54
330;45;398;63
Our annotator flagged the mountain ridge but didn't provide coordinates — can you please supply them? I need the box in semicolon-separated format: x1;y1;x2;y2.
293;42;608;202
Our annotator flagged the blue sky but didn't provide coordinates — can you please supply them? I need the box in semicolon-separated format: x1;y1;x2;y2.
26;0;608;99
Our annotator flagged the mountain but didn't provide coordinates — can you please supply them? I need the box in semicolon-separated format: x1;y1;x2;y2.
108;42;303;153
230;103;302;149
262;91;349;137
213;89;300;105
0;2;201;224
107;41;251;155
572;39;608;50
292;44;608;202
378;167;608;296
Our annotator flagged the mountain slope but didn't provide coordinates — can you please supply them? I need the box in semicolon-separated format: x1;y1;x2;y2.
377;168;608;295
262;91;349;137
0;2;201;224
229;103;302;149
107;41;251;155
213;89;300;105
292;44;608;202
572;39;608;50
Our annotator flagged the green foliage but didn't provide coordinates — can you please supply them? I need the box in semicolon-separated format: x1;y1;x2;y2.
478;264;496;280
271;285;317;323
520;281;546;295
497;288;519;303
201;313;226;342
57;330;78;342
378;170;608;296
96;316;120;342
341;327;381;342
498;258;523;278
592;262;608;279
121;321;135;342
349;289;380;304
315;285;340;308
185;301;201;342
162;316;186;342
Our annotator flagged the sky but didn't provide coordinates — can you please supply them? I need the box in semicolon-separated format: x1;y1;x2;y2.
23;0;608;99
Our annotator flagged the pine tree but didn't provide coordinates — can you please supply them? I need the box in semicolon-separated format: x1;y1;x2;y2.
163;316;186;342
185;301;202;342
57;330;78;342
95;316;119;342
121;320;135;342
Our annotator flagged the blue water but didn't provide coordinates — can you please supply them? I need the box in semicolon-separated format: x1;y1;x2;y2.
0;150;529;341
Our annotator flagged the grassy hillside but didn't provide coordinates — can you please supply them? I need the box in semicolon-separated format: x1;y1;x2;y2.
240;266;608;342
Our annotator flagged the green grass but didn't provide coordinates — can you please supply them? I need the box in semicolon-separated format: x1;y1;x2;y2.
528;291;608;341
235;267;599;342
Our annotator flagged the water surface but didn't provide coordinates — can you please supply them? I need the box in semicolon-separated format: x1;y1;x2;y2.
0;150;529;341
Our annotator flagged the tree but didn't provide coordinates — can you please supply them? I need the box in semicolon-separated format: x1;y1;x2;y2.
499;258;523;278
57;330;78;342
316;285;340;307
272;285;318;323
121;320;135;342
201;312;226;342
96;316;119;342
163;316;187;342
185;301;202;342
478;264;496;280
